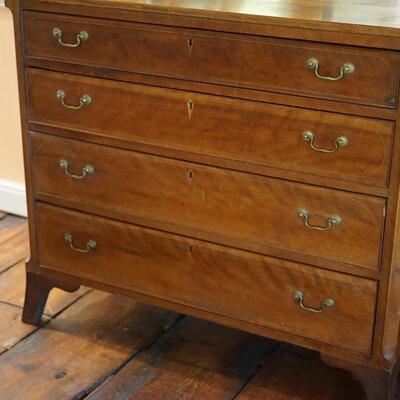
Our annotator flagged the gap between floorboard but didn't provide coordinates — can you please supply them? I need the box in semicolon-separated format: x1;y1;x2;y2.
76;314;186;400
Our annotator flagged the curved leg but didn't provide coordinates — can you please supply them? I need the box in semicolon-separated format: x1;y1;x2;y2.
22;271;80;326
321;354;399;400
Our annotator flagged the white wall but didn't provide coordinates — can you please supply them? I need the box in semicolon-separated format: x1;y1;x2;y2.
0;5;27;216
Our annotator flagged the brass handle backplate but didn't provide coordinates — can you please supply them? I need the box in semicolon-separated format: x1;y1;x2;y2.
59;159;94;180
298;208;342;231
294;290;335;313
306;57;355;81
302;131;348;153
64;232;96;253
53;27;89;48
56;90;91;110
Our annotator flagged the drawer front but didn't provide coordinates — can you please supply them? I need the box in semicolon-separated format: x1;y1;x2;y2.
37;203;377;355
27;69;393;188
31;133;385;270
24;12;399;108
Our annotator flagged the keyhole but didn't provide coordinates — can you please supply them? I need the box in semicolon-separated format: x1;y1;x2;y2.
187;100;194;119
188;36;193;55
187;245;193;255
187;170;194;184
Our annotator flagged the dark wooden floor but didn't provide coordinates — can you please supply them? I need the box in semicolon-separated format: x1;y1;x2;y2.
0;211;369;399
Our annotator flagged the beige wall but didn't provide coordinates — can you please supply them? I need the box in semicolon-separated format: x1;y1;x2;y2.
0;6;25;184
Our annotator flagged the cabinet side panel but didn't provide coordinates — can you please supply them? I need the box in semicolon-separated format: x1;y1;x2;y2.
5;0;38;269
374;81;400;368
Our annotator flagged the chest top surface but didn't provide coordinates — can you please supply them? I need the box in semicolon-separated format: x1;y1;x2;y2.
27;0;400;30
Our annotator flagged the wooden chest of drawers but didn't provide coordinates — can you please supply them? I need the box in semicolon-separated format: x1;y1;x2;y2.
7;0;400;398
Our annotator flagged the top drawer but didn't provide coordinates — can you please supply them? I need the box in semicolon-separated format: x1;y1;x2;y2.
23;11;400;109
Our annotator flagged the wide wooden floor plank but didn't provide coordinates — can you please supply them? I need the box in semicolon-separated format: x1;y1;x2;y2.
0;302;48;355
88;317;276;400
0;215;26;241
0;223;29;273
0;291;178;400
0;261;90;317
235;344;363;400
0;215;25;229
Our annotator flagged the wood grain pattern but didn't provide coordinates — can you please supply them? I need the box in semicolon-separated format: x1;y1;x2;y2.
7;0;400;397
0;302;47;355
0;290;179;400
88;318;276;400
20;0;400;51
365;35;400;376
37;203;378;354
322;354;400;400
0;217;28;273
0;211;383;398
5;0;41;274
25;58;398;123
31;133;385;270
380;175;400;365
236;344;362;400
0;215;27;245
27;68;394;188
23;0;400;30
23;11;400;108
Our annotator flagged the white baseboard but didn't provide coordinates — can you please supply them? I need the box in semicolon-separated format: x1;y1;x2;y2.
0;178;27;217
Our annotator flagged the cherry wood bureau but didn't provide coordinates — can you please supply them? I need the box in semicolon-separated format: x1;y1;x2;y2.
7;0;400;398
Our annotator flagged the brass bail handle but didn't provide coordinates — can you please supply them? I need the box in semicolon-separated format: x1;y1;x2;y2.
302;131;348;154
56;90;92;110
306;57;355;81
294;290;335;313
298;208;342;231
59;159;95;180
64;233;97;253
53;27;89;48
